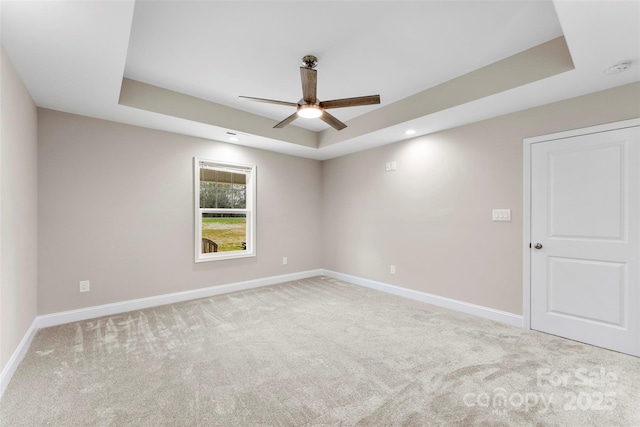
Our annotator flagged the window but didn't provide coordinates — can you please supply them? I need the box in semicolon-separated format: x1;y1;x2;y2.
194;158;256;262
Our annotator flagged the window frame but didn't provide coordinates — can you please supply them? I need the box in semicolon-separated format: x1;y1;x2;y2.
194;157;256;263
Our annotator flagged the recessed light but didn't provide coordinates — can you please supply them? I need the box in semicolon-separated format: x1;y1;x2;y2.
405;129;416;135
226;131;243;142
605;61;631;75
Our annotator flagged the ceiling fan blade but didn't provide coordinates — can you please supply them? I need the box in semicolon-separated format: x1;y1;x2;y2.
273;112;299;128
239;96;298;108
300;67;317;104
320;111;347;131
320;95;380;109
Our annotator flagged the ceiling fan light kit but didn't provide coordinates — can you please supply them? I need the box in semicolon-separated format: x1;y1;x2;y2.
240;55;381;131
297;104;323;118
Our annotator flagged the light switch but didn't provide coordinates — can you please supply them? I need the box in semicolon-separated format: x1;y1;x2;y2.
492;209;511;221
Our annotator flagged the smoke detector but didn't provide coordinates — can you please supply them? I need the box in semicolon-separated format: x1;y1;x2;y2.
605;61;631;75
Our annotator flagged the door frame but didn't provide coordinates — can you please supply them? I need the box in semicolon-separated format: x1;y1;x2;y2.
522;118;640;330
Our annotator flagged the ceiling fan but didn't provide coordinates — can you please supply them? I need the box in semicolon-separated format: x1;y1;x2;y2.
239;55;380;131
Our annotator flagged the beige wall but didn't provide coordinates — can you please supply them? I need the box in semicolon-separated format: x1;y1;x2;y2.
11;69;640;334
0;46;38;371
322;82;640;315
37;110;322;314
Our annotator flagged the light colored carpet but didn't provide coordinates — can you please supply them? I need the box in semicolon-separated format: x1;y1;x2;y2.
1;276;639;426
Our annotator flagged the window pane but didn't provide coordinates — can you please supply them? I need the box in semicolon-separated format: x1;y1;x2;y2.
201;213;247;253
199;181;216;208
200;166;247;208
233;181;246;209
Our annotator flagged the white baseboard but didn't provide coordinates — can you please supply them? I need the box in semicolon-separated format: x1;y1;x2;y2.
322;270;524;328
38;269;324;329
0;318;39;398
2;268;521;399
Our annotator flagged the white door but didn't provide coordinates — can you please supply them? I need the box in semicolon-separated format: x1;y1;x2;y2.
530;125;640;356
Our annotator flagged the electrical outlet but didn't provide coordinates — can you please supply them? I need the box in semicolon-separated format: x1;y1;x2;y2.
390;265;396;275
283;257;288;265
79;280;90;293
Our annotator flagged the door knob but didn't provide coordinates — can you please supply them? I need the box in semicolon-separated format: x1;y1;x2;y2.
534;243;543;249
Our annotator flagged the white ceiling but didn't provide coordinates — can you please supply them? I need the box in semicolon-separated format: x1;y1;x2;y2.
1;1;639;160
